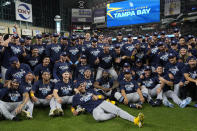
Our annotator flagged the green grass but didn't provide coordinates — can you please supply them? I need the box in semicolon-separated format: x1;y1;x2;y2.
0;103;197;131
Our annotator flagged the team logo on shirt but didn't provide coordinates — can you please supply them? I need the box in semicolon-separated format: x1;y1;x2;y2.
59;65;69;70
51;46;61;53
102;82;110;89
69;48;79;55
125;83;134;91
9;92;21;102
38;47;44;54
79;69;85;75
189;71;197;79
102;56;112;63
29;59;39;66
136;70;144;76
39;86;51;95
13;69;26;79
160;53;169;61
61;86;72;95
136;52;144;59
11;46;21;55
85;80;93;89
169;66;179;75
126;45;134;51
151;47;158;54
143;79;153;88
90;50;100;56
80;93;93;102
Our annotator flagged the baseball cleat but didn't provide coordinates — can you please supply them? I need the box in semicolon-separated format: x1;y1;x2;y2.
180;97;192;108
134;113;144;128
49;110;55;116
57;108;64;116
21;110;33;119
163;100;174;108
76;105;85;113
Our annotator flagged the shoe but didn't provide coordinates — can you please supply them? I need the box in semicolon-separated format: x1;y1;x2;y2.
53;109;59;116
106;99;116;105
76;105;85;113
163;100;174;108
12;116;22;121
154;99;162;106
49;110;55;117
129;103;142;109
180;97;192;108
57;108;64;116
149;99;156;107
21;110;33;119
134;113;144;128
194;104;197;108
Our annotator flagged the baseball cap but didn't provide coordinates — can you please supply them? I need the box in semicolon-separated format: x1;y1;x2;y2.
187;56;197;62
117;32;122;36
158;41;164;47
81;55;87;59
145;34;150;37
45;33;50;37
138;35;143;39
13;34;19;39
144;66;151;71
19;38;25;43
124;69;131;74
136;59;142;63
168;53;176;59
171;40;177;46
153;32;158;36
9;56;19;64
115;44;120;49
53;33;59;37
26;36;32;40
92;38;98;42
60;52;67;56
12;78;21;84
36;34;42;39
123;63;130;67
61;36;68;40
161;31;166;35
127;34;133;38
174;28;179;33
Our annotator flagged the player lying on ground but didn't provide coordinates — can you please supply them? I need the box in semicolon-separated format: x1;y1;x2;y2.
71;81;145;128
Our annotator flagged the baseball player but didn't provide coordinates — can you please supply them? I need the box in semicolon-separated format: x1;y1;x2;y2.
0;78;30;121
114;69;145;109
29;70;55;117
53;70;74;116
71;81;144;128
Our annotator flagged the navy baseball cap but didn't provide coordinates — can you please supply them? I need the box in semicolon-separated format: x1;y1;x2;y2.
26;36;32;40
124;69;131;74
19;38;25;43
53;33;59;37
12;78;21;84
60;52;67;56
25;71;34;76
115;44;120;49
138;35;143;39
188;35;194;40
127;34;133;38
92;38;98;42
144;66;151;71
153;32;158;36
71;36;77;40
36;34;42;39
171;40;177;46
117;32;122;36
145;34;150;37
158;41;164;47
161;31;166;35
123;63;130;67
9;56;19;64
61;36;68;40
60;70;70;75
136;59;142;63
41;69;51;74
45;33;50;37
168;53;176;59
81;55;87;59
187;56;197;62
13;34;19;39
79;35;85;39
174;28;179;33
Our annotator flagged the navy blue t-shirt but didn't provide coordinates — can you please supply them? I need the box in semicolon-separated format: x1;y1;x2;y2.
5;63;31;81
165;62;184;84
121;43;135;56
45;43;63;63
21;81;33;93
77;78;94;91
0;86;27;102
138;75;158;89
34;64;52;79
24;54;41;70
97;77;114;90
32;80;54;99
72;90;103;113
183;65;197;79
85;47;102;67
99;51;114;69
119;79;139;94
74;64;90;81
66;45;81;63
54;81;74;97
53;61;71;80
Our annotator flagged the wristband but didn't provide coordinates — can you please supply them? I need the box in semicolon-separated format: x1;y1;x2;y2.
131;56;135;59
69;61;73;65
74;61;79;65
71;107;75;113
30;92;34;97
97;95;103;99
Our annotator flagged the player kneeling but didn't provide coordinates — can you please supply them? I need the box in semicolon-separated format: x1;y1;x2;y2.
0;78;31;121
53;70;74;116
71;82;145;128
